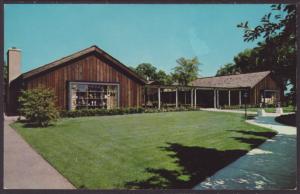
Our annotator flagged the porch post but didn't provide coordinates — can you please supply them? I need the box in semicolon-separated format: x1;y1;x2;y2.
263;90;266;106
175;88;178;108
194;89;197;108
158;87;161;110
276;90;280;106
191;89;193;107
254;88;257;105
217;90;219;108
239;90;242;107
228;90;231;107
184;90;187;106
144;87;147;108
214;89;217;109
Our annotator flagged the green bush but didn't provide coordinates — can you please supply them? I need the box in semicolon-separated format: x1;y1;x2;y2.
60;106;199;118
18;87;59;127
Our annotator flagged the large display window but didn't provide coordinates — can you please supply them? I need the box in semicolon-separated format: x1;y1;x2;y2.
68;81;119;110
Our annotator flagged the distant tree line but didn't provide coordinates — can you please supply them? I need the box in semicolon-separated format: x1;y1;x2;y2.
129;57;200;86
216;4;296;105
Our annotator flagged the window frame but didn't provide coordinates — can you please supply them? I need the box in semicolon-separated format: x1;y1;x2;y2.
67;81;120;110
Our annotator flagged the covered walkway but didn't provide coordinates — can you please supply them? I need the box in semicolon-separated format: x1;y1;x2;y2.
144;84;247;109
143;71;281;109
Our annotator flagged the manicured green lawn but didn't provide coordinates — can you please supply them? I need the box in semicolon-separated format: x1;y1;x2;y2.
11;111;276;189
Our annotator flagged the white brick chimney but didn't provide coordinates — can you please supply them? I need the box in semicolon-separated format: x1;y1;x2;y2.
7;47;21;83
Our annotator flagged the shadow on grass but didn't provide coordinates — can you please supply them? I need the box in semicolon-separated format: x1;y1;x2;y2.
232;137;267;149
18;120;55;128
125;143;247;189
125;129;277;189
227;130;277;138
228;129;277;149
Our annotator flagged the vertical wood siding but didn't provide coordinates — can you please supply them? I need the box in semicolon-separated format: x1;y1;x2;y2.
250;74;281;105
24;53;144;110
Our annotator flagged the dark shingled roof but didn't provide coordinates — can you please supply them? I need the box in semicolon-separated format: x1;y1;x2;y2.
21;45;147;84
190;71;271;89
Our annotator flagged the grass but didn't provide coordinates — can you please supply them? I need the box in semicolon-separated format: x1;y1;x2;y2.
11;111;277;189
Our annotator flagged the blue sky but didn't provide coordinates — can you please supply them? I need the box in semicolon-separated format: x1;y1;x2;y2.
5;4;272;77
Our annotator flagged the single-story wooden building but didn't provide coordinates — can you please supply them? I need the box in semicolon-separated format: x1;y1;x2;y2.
6;45;146;115
6;45;283;115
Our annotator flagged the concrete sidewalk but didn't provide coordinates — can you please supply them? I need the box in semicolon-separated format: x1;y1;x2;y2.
194;115;296;190
4;117;75;189
200;108;257;115
200;108;293;117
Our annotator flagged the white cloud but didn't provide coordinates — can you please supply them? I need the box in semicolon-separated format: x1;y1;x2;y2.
188;28;210;56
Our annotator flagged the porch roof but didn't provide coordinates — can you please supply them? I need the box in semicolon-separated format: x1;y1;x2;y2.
190;71;271;89
145;71;271;90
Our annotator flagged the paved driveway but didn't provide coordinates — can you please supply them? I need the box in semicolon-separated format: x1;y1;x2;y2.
194;115;296;190
4;117;75;189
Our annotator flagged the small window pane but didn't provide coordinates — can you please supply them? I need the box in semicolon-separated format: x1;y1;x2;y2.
69;82;119;110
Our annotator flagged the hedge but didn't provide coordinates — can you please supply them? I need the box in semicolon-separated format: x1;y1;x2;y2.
221;104;276;110
60;107;198;118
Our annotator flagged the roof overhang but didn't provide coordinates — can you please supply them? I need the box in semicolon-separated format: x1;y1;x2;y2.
146;84;250;90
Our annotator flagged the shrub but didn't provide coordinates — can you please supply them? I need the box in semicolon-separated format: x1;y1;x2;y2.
18;87;59;127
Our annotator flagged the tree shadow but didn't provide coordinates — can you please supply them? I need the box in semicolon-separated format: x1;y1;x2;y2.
125;143;247;189
227;129;277;138
125;129;277;189
228;129;277;149
232;137;266;149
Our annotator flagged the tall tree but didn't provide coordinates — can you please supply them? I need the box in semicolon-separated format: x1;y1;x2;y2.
237;4;295;43
172;57;200;86
128;66;137;73
237;4;296;104
156;70;173;85
232;47;268;73
216;63;240;76
135;63;157;81
130;63;174;85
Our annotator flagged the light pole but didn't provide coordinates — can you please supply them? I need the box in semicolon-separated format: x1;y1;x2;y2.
244;91;248;119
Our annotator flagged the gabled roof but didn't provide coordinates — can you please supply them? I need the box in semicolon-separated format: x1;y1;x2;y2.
22;45;147;84
190;71;271;89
